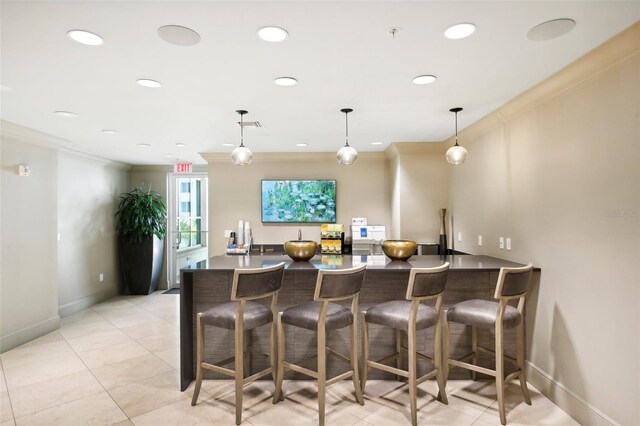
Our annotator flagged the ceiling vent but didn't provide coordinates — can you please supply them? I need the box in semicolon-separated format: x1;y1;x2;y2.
237;121;262;128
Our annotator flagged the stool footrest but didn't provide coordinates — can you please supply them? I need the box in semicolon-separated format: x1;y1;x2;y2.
326;371;354;387
448;359;496;377
416;369;438;385
504;370;521;385
243;367;273;385
477;346;518;364
283;361;318;379
326;346;350;364
201;361;235;378
367;360;408;378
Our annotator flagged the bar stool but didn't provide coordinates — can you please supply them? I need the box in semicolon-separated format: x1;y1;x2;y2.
443;263;533;425
361;263;450;426
272;264;367;426
191;262;286;425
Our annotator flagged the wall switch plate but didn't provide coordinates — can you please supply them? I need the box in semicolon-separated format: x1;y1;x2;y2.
224;229;232;238
499;237;505;249
506;237;512;251
477;235;483;246
99;273;104;282
457;232;462;242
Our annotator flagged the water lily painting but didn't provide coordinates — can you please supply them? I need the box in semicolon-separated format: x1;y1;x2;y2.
261;180;337;223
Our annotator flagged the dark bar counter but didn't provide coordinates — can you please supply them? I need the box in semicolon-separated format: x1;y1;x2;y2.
180;254;539;391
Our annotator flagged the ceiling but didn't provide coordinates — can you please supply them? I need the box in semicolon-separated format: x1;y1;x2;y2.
1;1;639;165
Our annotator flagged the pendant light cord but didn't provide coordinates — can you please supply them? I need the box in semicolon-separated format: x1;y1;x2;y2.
344;111;350;147
454;110;459;147
239;112;245;147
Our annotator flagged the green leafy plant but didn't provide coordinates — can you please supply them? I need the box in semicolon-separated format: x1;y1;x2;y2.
115;185;167;242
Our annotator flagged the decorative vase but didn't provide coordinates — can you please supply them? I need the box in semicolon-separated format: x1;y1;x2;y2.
119;235;164;295
438;208;447;255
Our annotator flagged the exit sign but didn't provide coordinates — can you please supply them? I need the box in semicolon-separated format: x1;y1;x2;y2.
174;163;192;173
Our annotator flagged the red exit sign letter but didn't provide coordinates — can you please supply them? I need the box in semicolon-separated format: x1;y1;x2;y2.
174;163;192;173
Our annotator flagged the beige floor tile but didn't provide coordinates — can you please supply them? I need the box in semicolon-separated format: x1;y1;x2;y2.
65;328;133;353
476;389;579;425
77;340;150;369
91;298;139;313
0;365;7;391
94;305;149;322
352;421;375;426
441;380;498;418
14;392;127;426
130;394;236;426
120;319;177;340
362;398;477;426
471;419;496;426
1;389;13;423
59;318;119;339
8;370;103;418
108;370;191;418
60;309;104;327
0;340;74;370
153;347;180;370
1;421;16;426
108;312;164;329
91;353;173;390
112;420;134;426
137;330;180;352
3;353;86;390
12;330;65;349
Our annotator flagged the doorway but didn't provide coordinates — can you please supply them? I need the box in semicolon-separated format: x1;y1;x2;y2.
167;173;208;289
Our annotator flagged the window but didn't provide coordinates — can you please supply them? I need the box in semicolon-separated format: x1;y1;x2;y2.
177;178;204;250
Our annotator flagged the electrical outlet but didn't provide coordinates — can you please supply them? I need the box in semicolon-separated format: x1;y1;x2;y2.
477;235;483;246
506;237;512;251
457;232;462;242
99;273;104;282
499;237;505;249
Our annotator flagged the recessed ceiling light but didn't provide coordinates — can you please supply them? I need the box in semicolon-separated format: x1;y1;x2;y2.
371;142;383;145
274;77;298;87
163;154;175;157
176;143;186;147
157;25;201;46
257;26;288;42
101;129;118;134
53;111;78;118
527;19;576;41
136;79;162;88
222;143;234;147
412;75;437;85
136;143;152;147
444;23;476;40
67;30;104;46
296;143;308;147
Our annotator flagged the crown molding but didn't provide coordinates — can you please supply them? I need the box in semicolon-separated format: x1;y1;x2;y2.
200;151;387;163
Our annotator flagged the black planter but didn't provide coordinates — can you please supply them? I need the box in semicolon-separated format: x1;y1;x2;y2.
119;235;164;295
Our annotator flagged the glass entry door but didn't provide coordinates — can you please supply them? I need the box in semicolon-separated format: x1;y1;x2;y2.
168;173;208;289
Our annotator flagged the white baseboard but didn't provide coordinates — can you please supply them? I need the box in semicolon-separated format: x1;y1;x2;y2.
0;316;60;353
526;361;618;426
58;288;118;318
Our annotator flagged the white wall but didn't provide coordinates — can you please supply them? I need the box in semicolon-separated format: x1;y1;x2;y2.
0;123;130;352
57;152;129;313
204;153;390;255
1;132;59;351
448;27;639;425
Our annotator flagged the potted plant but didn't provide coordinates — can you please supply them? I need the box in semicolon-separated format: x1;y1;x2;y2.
115;184;167;295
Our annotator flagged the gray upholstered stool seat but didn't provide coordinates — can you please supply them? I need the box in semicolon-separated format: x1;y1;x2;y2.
446;299;521;329
365;300;438;331
443;263;534;425
361;263;450;426
281;301;352;331
202;301;273;330
191;262;285;425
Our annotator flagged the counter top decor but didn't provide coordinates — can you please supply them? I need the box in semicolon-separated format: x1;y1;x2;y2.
382;240;417;261
284;240;318;261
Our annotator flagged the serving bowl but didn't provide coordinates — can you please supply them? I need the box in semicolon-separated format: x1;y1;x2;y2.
284;240;318;261
382;240;417;261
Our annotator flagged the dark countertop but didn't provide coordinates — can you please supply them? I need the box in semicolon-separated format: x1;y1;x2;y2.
182;254;534;272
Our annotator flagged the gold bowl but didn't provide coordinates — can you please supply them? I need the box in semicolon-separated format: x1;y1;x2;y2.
284;240;318;261
382;240;417;261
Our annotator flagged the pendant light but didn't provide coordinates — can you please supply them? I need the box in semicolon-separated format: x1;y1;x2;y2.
231;110;253;166
336;108;358;165
445;107;468;165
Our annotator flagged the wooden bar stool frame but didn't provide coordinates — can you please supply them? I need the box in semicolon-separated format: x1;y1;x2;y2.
191;262;286;425
272;264;367;426
361;263;450;426
443;263;533;425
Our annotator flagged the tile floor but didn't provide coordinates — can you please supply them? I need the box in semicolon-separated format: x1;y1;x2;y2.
0;292;580;426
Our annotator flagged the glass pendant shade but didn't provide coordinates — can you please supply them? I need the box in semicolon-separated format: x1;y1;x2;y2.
231;145;253;165
447;107;467;165
337;108;357;165
446;145;468;165
337;145;358;165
